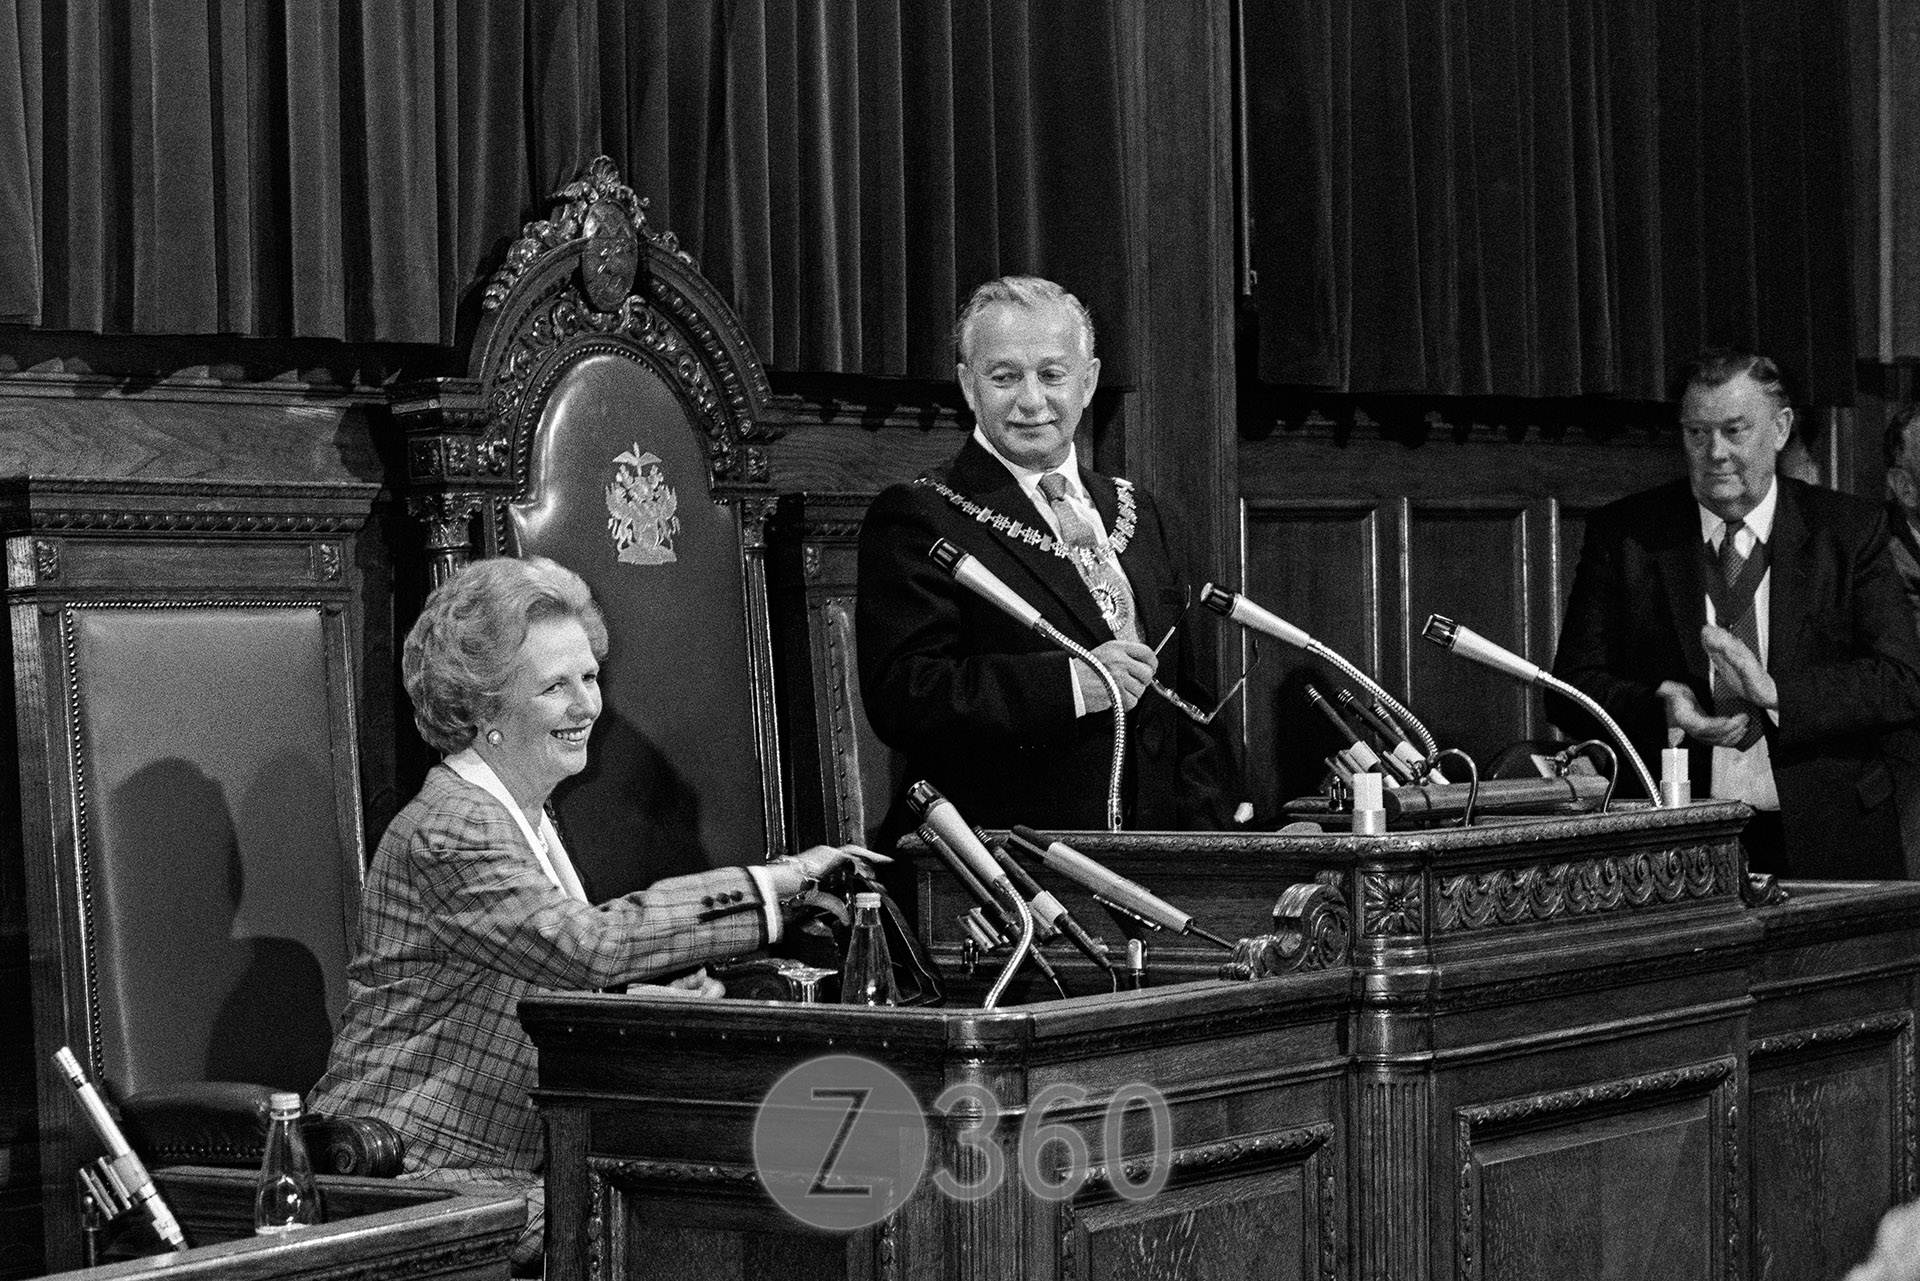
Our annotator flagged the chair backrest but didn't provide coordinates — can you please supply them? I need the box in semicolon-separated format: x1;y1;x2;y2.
393;158;788;894
768;493;904;847
5;477;377;1269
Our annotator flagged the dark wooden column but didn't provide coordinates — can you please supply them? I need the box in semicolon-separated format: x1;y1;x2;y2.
1110;0;1240;630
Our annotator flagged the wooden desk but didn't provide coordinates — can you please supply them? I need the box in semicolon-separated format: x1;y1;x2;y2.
525;803;1920;1280
44;1169;522;1281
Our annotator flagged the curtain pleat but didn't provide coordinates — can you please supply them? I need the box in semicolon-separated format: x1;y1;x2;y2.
1247;0;1857;404
0;0;41;323
0;0;1127;379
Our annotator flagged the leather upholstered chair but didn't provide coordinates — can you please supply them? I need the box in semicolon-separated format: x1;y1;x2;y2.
393;156;793;890
4;478;399;1270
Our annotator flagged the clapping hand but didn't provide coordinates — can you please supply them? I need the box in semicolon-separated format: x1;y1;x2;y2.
1656;680;1753;750
1700;624;1777;711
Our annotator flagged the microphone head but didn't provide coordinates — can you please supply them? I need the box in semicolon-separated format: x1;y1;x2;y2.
906;780;946;816
1422;614;1459;648
1199;583;1235;616
928;539;965;575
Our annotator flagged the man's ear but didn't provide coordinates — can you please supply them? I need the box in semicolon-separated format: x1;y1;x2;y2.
1079;356;1101;406
1772;404;1794;448
957;364;978;418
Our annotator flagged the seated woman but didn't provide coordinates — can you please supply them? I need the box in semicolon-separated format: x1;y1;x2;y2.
309;555;874;1272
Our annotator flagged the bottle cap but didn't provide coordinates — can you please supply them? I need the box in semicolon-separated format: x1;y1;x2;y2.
854;891;881;907
268;1091;304;1116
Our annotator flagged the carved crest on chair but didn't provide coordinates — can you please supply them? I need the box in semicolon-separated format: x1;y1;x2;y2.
482;155;686;312
605;446;681;565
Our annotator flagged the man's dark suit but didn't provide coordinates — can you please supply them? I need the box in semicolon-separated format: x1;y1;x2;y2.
856;436;1234;837
1549;477;1920;879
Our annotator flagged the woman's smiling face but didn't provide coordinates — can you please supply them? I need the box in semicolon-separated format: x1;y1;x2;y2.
478;615;601;811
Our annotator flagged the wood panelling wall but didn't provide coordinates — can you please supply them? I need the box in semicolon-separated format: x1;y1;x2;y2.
1235;418;1686;816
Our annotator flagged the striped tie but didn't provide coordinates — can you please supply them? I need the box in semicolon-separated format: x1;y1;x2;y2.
1713;519;1768;750
1038;471;1139;643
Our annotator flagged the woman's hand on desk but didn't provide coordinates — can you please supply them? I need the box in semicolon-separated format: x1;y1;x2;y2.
768;844;890;901
632;967;726;1000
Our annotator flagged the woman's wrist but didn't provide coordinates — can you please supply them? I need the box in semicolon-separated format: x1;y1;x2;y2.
768;856;816;902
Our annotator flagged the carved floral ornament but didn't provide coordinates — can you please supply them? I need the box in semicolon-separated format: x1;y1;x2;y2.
1358;844;1738;939
1435;844;1734;932
1363;872;1426;937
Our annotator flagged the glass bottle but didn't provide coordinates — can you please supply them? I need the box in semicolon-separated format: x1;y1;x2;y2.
253;1092;321;1235
839;891;900;1006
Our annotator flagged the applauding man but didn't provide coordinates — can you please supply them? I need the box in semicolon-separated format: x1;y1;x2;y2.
1550;349;1920;877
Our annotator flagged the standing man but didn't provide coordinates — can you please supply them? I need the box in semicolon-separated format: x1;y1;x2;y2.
1879;404;1920;871
856;276;1235;838
1550;349;1920;878
1882;404;1920;614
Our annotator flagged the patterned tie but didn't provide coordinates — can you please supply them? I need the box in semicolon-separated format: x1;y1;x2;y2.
1713;519;1769;750
1037;471;1140;642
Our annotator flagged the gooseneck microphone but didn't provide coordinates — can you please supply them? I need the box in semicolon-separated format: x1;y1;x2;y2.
983;833;1115;973
929;539;1124;831
55;1046;188;1252
909;782;1039;1008
1305;681;1411;784
1006;825;1235;951
1201;584;1441;765
1336;687;1439;783
916;820;1073;999
1421;614;1663;804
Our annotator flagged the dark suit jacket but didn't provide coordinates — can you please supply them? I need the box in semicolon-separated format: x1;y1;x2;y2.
855;437;1235;838
1549;477;1920;879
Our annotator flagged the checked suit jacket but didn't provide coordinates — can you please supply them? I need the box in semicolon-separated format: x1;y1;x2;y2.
1549;477;1920;879
308;764;770;1179
855;436;1234;840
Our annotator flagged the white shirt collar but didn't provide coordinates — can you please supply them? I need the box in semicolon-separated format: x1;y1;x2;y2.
1697;475;1780;546
443;748;584;899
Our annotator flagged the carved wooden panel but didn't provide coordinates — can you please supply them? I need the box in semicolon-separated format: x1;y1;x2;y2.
1241;502;1382;814
1453;1060;1739;1281
1071;1174;1307;1280
1406;505;1534;765
1238;427;1685;810
592;1156;891;1281
1749;1013;1914;1281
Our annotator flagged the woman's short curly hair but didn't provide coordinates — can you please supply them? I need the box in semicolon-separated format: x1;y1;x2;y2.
403;555;610;754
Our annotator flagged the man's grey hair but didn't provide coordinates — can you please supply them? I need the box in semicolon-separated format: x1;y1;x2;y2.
954;276;1096;365
1681;347;1791;415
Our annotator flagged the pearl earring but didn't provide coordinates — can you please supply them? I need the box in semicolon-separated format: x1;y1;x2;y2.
485;728;504;747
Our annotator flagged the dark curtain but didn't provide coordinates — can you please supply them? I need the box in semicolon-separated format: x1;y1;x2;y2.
0;0;1130;380
1244;0;1858;405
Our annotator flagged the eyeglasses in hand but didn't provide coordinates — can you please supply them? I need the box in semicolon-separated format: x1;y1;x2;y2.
1144;588;1259;725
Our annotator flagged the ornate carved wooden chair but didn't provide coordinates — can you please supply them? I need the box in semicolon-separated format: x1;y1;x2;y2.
5;478;400;1270
392;157;792;891
768;494;905;847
